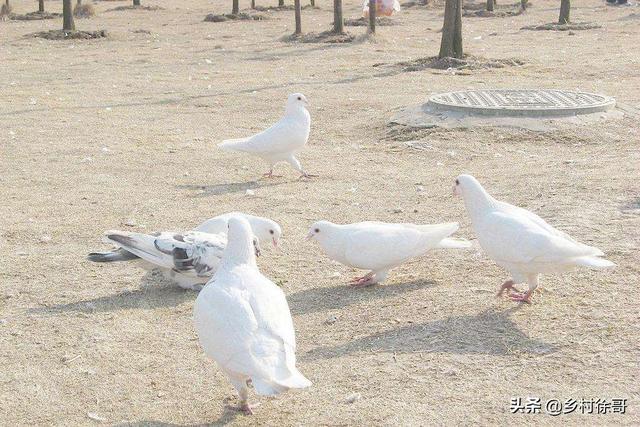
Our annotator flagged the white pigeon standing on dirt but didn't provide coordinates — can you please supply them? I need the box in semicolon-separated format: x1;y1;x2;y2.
218;93;316;179
306;220;471;286
88;212;281;290
454;174;616;303
194;216;311;415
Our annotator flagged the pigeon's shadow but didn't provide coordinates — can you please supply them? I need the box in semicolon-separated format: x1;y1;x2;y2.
117;405;239;427
29;271;196;316
305;306;558;360
288;279;435;316
176;179;286;197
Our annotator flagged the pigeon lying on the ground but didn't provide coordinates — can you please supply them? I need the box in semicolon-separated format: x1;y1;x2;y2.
306;220;471;286
454;174;615;303
88;213;281;290
194;216;311;415
218;93;316;179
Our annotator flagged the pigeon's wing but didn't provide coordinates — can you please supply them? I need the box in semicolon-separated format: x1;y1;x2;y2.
154;231;226;278
499;202;601;253
221;117;307;155
481;211;602;265
341;223;431;270
194;270;304;390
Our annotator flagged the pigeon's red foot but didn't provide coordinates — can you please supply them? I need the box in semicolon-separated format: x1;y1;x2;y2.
497;280;517;297
510;291;532;303
349;273;376;287
298;172;318;180
262;171;282;179
238;402;259;415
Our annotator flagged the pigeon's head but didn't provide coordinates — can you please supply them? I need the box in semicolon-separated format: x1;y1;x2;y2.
250;217;282;248
287;93;309;109
225;216;259;265
453;174;480;197
305;220;332;242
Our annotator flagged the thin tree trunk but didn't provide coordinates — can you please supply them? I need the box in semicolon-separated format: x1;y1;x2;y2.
279;0;284;6
333;0;343;33
310;0;315;6
133;0;140;6
251;0;255;8
232;0;239;14
294;0;301;33
558;0;570;24
39;0;45;12
520;0;527;9
368;0;375;33
63;0;75;30
486;0;493;11
439;0;463;59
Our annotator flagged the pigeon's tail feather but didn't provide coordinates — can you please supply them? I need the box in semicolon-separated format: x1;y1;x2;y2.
436;238;472;249
218;137;251;152
106;231;173;269
574;256;616;269
252;370;312;396
87;248;140;263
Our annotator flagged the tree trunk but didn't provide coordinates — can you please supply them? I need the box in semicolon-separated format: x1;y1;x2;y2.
63;0;75;30
232;0;239;14
39;0;45;12
333;0;343;33
279;0;284;6
439;0;463;59
310;0;315;6
368;0;376;33
520;0;527;9
558;0;570;24
486;0;493;11
251;0;255;8
133;0;140;6
294;0;301;34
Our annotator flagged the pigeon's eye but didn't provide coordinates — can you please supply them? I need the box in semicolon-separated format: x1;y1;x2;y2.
269;230;274;235
455;179;460;185
297;96;302;101
314;228;319;233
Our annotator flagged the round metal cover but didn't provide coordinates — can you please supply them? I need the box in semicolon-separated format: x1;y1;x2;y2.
427;89;615;117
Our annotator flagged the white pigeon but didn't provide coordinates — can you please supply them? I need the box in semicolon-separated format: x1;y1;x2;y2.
454;174;615;303
88;212;281;290
218;93;315;179
194;216;311;415
306;220;471;286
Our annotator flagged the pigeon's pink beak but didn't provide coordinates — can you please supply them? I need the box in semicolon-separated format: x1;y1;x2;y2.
453;185;461;196
272;237;278;248
305;230;314;241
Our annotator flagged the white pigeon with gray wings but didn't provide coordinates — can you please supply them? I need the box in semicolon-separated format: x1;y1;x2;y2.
218;93;315;179
454;174;615;303
194;216;311;415
306;220;471;286
88;212;281;290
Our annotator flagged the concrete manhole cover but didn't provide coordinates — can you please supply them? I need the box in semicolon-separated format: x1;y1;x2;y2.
428;89;615;117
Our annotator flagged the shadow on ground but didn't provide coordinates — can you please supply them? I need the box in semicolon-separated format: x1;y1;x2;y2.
29;271;195;315
288;279;435;316
305;306;557;359
176;179;286;197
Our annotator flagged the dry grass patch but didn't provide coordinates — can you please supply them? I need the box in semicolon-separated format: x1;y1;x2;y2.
522;22;601;31
30;29;107;40
204;12;268;22
396;55;525;72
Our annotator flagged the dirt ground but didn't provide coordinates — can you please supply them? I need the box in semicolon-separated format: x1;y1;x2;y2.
1;0;639;425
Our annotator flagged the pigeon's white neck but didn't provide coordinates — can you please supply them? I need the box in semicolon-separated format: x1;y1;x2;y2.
220;234;257;271
285;104;309;118
462;182;499;222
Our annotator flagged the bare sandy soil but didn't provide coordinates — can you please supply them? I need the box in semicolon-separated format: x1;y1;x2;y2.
1;0;639;425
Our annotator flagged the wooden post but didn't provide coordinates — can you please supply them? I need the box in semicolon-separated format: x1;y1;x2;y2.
333;0;343;33
294;0;301;34
368;0;376;33
439;0;463;59
558;0;570;24
63;0;75;30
